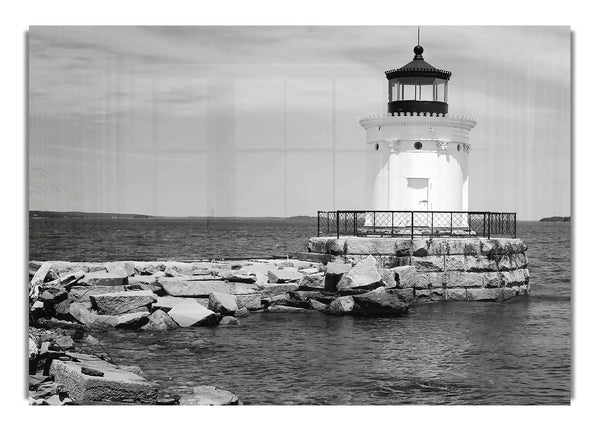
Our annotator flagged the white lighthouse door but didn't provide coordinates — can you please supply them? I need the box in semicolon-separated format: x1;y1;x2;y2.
406;178;429;210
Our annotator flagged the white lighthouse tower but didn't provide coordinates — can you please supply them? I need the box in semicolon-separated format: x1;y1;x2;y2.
359;43;476;214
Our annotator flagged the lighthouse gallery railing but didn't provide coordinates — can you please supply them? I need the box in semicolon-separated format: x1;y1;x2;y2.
317;210;516;239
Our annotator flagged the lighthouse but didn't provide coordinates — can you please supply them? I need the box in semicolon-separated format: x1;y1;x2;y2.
359;44;476;214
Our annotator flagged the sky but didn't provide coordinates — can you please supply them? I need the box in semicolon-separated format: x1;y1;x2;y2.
28;26;570;220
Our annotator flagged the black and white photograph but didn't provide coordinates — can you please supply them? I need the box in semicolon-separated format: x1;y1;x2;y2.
24;24;572;407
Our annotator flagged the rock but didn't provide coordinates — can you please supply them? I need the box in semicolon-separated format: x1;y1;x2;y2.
267;268;303;283
54;299;73;318
120;366;145;377
141;310;178;330
90;290;156;315
208;292;239;316
218;270;256;284
40;287;68;302
115;311;150;329
69;302;97;326
30;262;52;287
179;386;240;405
235;294;263;311
29;335;39;360
104;262;136;277
352;287;410;317
298;273;325;290
393;288;415;303
324;262;352;292
309;299;327;312
378;268;397;288
219;316;240;326
255;282;299;298
336;255;383;291
80;272;128;287
164;263;196;277
234;307;250;318
267;305;313;313
151;295;187;312
299;267;319;275
135;262;166;275
289;290;333;304
53;335;75;350
69;285;128;302
158;278;256;297
81;367;105;377
326;296;356;315
49;352;158;403
168;299;219;327
84;335;100;345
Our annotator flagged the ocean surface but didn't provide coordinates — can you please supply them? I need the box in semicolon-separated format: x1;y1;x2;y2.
28;218;571;405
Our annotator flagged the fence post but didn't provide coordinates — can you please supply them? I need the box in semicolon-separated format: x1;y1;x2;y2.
431;212;434;236
514;213;517;238
450;211;453;236
336;211;340;239
391;212;394;236
487;213;490;239
354;212;357;237
411;212;414;240
317;211;320;237
373;211;376;235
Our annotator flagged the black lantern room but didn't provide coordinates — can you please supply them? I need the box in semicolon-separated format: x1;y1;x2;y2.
385;45;451;115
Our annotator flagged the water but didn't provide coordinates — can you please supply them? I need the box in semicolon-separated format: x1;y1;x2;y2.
28;218;571;404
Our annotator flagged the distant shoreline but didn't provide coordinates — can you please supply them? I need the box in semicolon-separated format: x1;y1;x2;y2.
28;210;316;221
539;216;571;222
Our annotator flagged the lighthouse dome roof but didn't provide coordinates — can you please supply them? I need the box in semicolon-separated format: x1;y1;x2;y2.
385;45;451;81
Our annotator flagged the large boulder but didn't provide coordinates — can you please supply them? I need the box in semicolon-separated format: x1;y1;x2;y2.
235;294;263;311
378;268;397;288
80;272;128;287
324;262;351;291
179;386;240;406
219;316;240;326
218;270;256;284
168;299;219;327
391;266;418;288
298;273;325;290
151;296;187;312
325;296;356;315
208;292;239;316
49;352;158;404
141;310;178;331
158;278;256;297
352;287;410;317
103;262;136;277
114;312;150;329
68;302;97;326
267;268;303;283
255;283;299;298
336;255;383;292
267;305;313;313
89;290;156;315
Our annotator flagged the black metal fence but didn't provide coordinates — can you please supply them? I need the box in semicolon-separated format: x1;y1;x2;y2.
317;210;516;239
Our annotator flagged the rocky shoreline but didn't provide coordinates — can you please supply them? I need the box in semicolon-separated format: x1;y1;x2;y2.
28;241;529;405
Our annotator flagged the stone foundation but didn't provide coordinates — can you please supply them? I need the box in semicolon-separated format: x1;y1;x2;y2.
299;236;530;303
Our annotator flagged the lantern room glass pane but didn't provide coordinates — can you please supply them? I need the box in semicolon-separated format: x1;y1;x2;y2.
403;84;416;100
